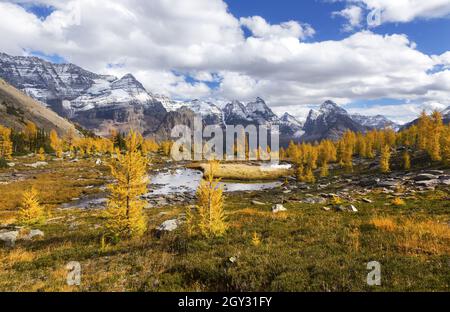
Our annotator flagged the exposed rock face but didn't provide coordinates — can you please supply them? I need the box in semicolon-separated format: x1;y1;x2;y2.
223;100;251;125
0;52;167;135
302;101;367;142
245;97;279;125
0;52;399;143
153;107;199;140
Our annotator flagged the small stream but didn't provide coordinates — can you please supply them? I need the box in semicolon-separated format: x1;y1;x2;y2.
61;165;284;209
147;168;282;196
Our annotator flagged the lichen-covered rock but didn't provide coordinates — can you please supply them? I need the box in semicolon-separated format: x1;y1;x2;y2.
0;231;19;247
272;204;287;213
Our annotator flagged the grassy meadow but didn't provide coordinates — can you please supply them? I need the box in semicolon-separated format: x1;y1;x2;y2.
0;154;449;292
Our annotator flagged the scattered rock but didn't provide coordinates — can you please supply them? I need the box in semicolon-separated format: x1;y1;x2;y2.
25;229;44;240
251;200;266;206
362;198;373;203
271;204;287;213
334;205;358;212
322;207;331;211
0;230;19;247
414;174;439;181
95;159;102;165
425;170;444;175
377;180;399;188
415;179;440;187
359;179;377;187
229;256;237;264
156;219;179;233
25;161;48;168
7;163;15;167
302;197;327;204
334;205;347;212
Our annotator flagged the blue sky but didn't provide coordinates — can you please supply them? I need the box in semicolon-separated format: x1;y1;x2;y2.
25;1;450;63
226;0;450;55
1;0;450;123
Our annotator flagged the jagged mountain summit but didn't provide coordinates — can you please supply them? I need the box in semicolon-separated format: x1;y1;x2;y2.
0;52;400;144
350;113;399;131
301;100;367;142
0;52;167;135
245;97;279;125
280;113;304;137
223;100;252;125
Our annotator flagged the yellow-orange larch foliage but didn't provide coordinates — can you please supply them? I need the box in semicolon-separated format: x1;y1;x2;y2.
380;145;391;173
104;130;148;240
0;125;13;160
50;130;63;158
18;187;46;226
196;160;227;238
24;121;37;151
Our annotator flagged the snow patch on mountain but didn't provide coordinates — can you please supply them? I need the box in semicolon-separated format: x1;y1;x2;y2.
350;113;398;130
67;74;153;112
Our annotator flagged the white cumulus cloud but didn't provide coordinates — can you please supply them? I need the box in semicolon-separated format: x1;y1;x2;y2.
0;0;448;123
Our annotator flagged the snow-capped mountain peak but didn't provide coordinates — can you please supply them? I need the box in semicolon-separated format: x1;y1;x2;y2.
350;113;399;130
319;100;348;115
280;112;303;128
185;99;223;116
223;100;249;121
246;97;270;114
245;97;278;124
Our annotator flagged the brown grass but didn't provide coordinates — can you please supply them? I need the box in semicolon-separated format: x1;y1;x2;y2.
397;220;450;256
371;217;397;232
188;162;292;181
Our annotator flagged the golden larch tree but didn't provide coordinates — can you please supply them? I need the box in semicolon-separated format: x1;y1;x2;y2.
403;151;411;171
24;121;37;152
428;111;443;161
196;160;227;238
38;147;45;161
50;130;63;158
18;187;46;226
0;125;13;160
380;145;391;173
302;166;316;183
320;162;329;177
104;130;148;240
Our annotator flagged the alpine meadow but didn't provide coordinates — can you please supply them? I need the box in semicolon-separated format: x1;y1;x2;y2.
0;0;449;298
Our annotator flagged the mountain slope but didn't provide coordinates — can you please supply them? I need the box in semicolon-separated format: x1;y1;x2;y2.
0;52;401;143
301;101;367;142
0;79;78;136
0;52;167;135
350;114;399;130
